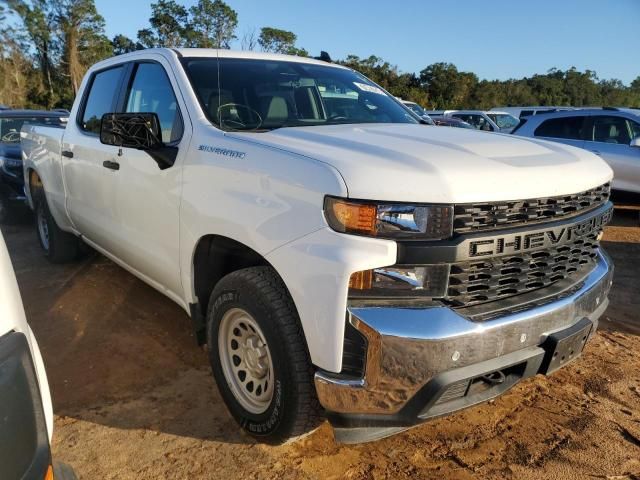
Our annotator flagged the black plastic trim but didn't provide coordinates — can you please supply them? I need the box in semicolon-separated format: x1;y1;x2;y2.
0;332;51;480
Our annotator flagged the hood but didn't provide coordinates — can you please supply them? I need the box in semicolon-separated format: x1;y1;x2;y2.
230;124;613;203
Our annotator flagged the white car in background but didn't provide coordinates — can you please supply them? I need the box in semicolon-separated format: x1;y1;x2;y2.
444;110;519;133
513;108;640;193
491;106;575;119
0;231;76;479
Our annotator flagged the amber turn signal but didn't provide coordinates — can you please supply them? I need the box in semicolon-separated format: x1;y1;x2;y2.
44;465;54;480
324;198;377;235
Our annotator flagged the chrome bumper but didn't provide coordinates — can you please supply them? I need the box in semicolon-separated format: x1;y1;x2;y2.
315;250;614;418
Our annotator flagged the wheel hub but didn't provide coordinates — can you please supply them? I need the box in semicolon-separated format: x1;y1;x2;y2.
218;308;274;414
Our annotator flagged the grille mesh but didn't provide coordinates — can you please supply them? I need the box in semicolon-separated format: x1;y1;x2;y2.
453;183;610;234
445;233;599;307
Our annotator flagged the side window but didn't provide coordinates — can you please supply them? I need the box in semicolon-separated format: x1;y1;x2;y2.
81;66;124;134
590;116;630;144
534;116;585;140
125;63;183;143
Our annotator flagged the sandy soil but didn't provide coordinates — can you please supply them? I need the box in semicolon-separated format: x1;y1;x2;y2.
2;207;640;480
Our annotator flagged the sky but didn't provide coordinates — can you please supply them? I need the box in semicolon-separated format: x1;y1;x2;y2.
95;0;640;85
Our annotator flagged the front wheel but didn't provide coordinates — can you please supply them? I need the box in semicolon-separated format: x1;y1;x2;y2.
35;195;80;263
207;266;322;443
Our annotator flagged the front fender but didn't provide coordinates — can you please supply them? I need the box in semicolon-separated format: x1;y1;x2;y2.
266;228;396;373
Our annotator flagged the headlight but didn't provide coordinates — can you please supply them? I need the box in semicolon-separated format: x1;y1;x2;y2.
324;197;453;240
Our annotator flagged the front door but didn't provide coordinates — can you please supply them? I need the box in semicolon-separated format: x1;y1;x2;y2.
106;60;187;298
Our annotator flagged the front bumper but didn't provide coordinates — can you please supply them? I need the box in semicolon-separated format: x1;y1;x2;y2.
315;249;614;443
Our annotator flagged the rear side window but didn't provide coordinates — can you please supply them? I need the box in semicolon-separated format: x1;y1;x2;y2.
590;115;630;144
534;116;584;140
125;62;183;144
520;110;534;118
81;66;124;134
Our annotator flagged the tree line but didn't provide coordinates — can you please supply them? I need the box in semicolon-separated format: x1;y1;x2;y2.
1;0;639;111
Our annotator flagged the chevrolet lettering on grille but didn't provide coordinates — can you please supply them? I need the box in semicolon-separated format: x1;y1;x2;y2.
468;206;613;258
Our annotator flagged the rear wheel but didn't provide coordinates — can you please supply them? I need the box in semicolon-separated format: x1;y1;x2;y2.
35;195;80;263
207;266;322;443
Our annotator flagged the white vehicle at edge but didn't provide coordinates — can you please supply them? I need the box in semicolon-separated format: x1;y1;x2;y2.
0;231;75;479
22;48;615;444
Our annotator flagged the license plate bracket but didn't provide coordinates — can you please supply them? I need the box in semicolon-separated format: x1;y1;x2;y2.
540;318;593;375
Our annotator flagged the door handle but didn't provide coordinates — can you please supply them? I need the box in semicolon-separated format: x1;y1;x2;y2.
61;150;74;158
103;160;120;171
590;150;602;156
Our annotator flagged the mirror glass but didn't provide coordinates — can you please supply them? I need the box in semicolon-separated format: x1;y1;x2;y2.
100;112;163;149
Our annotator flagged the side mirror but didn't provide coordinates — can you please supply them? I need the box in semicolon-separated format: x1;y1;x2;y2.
100;112;163;150
631;137;640;148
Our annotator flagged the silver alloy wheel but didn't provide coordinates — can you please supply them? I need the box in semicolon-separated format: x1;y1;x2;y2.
37;205;50;251
218;307;274;414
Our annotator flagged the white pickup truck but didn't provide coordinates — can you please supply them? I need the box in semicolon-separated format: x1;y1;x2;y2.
21;48;615;443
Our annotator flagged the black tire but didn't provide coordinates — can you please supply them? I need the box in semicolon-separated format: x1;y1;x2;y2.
35;193;80;263
207;266;323;443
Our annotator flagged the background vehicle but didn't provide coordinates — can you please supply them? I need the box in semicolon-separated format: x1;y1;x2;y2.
0;110;67;223
0;231;76;479
445;110;518;133
513;108;640;193
430;115;474;129
22;48;614;444
400;100;434;124
491;106;576;119
485;111;520;131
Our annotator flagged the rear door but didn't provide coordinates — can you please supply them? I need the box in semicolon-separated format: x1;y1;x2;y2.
531;115;588;150
106;60;188;298
62;64;128;247
584;114;640;193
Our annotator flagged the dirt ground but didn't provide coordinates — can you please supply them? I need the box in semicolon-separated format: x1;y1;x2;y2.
2;206;640;480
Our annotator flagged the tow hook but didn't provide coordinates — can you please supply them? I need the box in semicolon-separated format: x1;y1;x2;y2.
481;370;506;385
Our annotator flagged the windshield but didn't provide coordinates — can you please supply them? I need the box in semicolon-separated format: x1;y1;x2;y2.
486;113;519;129
0;116;66;144
405;103;426;116
185;57;418;131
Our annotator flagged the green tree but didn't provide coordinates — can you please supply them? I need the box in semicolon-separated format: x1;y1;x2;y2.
419;62;478;109
188;0;238;48
5;0;57;106
0;5;36;107
137;0;189;48
258;27;306;55
55;0;112;98
112;34;142;55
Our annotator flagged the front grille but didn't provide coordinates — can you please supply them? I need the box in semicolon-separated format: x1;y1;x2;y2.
445;232;599;307
453;183;610;234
